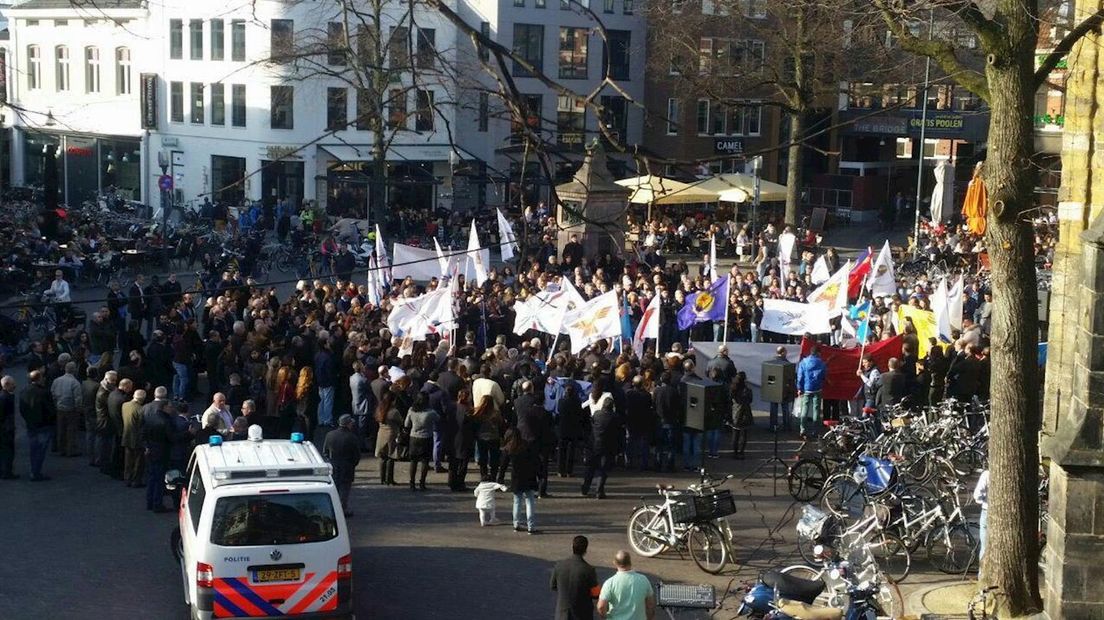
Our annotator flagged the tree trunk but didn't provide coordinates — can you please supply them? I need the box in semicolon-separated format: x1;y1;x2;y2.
785;111;803;227
978;41;1042;615
370;129;387;226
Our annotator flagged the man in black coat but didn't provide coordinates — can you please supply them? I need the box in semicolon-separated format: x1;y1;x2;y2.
0;376;19;479
515;380;554;497
625;376;657;471
20;370;57;481
653;371;680;473
324;415;362;517
875;358;911;410
550;535;599;619
582;393;621;499
420;372;449;472
143;399;187;512
128;274;149;337
438;359;463;401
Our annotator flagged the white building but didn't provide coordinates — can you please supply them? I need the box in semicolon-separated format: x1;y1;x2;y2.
2;0;645;213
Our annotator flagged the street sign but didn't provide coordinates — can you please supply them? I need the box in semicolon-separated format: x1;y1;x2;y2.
158;174;173;191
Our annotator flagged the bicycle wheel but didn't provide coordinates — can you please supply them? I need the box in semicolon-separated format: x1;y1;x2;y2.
927;523;978;574
688;522;728;574
627;506;668;558
788;458;827;501
868;531;911;583
874;579;905;620
780;565;837;607
823;473;866;522
951;448;985;477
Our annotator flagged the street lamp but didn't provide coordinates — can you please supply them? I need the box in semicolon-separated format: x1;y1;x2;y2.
157;150;170;226
750;155;763;256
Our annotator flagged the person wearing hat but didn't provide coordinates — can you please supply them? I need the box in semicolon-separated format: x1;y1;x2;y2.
324;415;362;517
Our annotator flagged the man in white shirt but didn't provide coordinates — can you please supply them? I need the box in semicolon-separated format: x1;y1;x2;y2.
202;392;234;436
46;270;71;303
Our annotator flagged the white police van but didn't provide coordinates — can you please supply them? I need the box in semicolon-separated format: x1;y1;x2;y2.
169;432;354;620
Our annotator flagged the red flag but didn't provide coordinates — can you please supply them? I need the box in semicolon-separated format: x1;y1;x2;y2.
847;248;873;300
800;335;904;400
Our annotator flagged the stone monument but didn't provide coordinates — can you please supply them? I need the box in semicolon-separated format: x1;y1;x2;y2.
554;140;629;259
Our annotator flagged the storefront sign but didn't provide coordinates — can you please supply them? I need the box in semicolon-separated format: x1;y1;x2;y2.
713;139;744;155
265;145;302;160
909;114;965;132
140;73;158;130
852;117;908;135
66;146;93;157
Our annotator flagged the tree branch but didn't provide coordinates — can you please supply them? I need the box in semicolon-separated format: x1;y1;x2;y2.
1034;8;1104;87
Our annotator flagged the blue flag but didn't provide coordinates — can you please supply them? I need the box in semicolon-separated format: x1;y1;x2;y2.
849;301;871;342
677;275;730;331
621;295;634;342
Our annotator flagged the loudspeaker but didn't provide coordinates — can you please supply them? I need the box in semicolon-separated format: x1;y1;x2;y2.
1038;290;1050;322
761;359;796;404
684;378;726;432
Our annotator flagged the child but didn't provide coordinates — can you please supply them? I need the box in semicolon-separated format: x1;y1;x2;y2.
474;480;507;526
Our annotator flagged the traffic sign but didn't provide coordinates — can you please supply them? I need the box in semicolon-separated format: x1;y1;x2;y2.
158;174;173;191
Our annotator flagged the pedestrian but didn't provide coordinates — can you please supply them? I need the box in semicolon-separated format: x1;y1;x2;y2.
473;478;507;526
404;392;439;491
624;376;656;471
121;389;147;488
104;376;133;479
449;387;476;492
20;370;57;481
82;367;102;465
143;400;185;512
506;424;540;534
582;380;620;500
374;391;402;486
0;376;19;479
730;372;754;459
796;344;827;440
973;468;990;560
515;379;553;498
652;372;679;473
202;392;233;437
50;360;83;457
556;381;587;477
875;357;910;410
855;354;881;412
551;535;599;620
94;370;118;470
324;414;362;518
597;551;656;620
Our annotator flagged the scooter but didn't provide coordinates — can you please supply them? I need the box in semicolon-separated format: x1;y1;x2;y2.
737;567;891;620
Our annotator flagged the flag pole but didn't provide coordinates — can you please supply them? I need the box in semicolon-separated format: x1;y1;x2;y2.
721;275;730;344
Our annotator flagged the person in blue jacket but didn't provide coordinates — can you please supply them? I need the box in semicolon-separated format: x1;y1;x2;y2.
796;343;828;440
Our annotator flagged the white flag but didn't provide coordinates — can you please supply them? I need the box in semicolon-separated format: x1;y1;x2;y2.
948;275;964;330
387;287;455;341
496;208;519;262
806;260;852;317
709;235;719;282
558;277;587;312
466;220;489;287
932;277;953;341
563;290;622;354
760;299;832;335
867;240;896;297
810;256;830;285
366;255;383;306
778;231;797;282
513;295;567;336
632;293;661;357
433;237;450;277
374;224;392;286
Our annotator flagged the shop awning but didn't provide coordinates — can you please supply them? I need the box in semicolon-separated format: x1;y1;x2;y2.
614;175;718;205
689;173;789;203
318;143;457;162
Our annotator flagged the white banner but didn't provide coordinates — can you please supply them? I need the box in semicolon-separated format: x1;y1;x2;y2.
868;240;896;297
760;298;832;335
392;243;445;282
692;341;790;412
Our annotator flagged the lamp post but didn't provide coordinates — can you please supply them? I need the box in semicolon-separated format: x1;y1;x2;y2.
157;150;170;227
751;155;763;256
912;10;934;258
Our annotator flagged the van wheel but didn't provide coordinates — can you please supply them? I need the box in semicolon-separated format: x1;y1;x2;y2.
170;527;182;562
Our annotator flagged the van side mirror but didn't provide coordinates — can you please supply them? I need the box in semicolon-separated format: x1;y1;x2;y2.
164;469;185;491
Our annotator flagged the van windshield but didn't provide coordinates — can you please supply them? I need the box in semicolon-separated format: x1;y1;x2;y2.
210;493;338;546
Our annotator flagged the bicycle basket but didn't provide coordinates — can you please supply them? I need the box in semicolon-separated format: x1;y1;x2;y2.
670;495;700;524
693;490;737;521
796;504;833;541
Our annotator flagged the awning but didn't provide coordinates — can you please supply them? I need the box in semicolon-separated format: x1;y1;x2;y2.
690;173;789;203
614;175;718;205
318;143;457;162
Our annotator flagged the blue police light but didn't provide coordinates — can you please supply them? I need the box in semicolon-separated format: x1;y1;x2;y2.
208;435;223;446
290;432;304;444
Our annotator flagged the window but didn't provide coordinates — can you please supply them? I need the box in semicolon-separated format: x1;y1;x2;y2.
170;81;184;122
556;95;585;147
211;19;224;61
561;0;570;8
696;99;709;134
623;0;633;13
389;26;409;70
54;19;68;26
355;25;378;67
478;92;489;132
599;95;627;141
170;19;183;59
558;27;588;79
415;89;434;131
416;28;436;69
231;84;246;126
328;22;346;65
956;89;981;111
666;98;679;135
512;94;542;138
114;47;130;94
55;46;70;91
740;0;767;18
479;21;491;61
25;19;39;26
698;37;713;73
355;89;374;130
27;45;40;90
210;494;338;547
387;88;407;128
186;469;205;533
711;101;726;134
514;0;525;6
271;19;294;60
729;103;761;135
702;0;729;15
884;83;917;108
604;0;614;12
513;24;544;76
536;0;546;7
231;20;246;61
848;83;880;109
604;30;631;80
270;85;294;129
190;82;204;123
84;47;100;93
211;83;225;125
327;87;347;130
190;19;203;60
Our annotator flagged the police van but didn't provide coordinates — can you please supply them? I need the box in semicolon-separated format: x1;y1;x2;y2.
169;432;354;620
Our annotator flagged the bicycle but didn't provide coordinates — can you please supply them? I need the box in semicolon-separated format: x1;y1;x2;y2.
627;470;737;574
780;543;905;618
968;585;1001;620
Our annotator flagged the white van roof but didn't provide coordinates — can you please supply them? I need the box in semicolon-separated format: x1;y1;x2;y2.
197;439;333;488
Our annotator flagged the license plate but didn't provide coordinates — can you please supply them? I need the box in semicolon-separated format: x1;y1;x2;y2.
254;568;300;583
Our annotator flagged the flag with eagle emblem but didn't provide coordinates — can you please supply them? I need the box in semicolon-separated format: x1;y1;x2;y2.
563;290;622;354
806;260;852;317
676;275;730;330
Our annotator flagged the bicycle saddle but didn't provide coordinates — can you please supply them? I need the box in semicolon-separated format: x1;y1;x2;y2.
776;599;843;620
822;420;840;427
656;483;676;491
761;570;825;604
